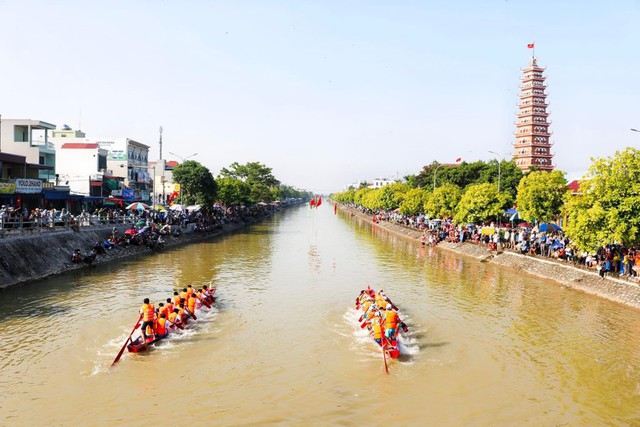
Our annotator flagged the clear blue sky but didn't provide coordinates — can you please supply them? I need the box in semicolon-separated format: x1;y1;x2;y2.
1;1;639;193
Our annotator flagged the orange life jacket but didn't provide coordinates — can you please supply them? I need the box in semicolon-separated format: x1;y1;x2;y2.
372;321;382;339
385;310;398;329
180;292;188;302
141;303;155;322
145;325;155;340
168;312;179;323
173;295;181;306
187;287;194;297
155;317;167;335
166;302;174;314
158;306;168;319
188;296;196;312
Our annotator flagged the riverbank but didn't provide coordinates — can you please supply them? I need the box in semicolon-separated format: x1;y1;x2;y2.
338;204;640;310
0;209;278;289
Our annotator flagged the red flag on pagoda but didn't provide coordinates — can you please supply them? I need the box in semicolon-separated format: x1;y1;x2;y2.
316;196;322;207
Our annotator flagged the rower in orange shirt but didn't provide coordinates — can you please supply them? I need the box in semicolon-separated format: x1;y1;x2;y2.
173;291;181;307
187;293;197;314
154;313;168;337
139;298;155;342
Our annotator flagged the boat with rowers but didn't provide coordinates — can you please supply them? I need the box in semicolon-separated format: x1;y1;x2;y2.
355;286;408;364
111;284;217;365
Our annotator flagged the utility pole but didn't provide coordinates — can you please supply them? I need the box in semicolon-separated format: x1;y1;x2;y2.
159;126;163;160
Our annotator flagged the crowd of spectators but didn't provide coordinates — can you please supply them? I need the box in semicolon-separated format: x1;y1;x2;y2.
346;203;640;281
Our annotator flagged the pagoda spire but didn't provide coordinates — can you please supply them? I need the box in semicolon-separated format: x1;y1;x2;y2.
512;50;555;172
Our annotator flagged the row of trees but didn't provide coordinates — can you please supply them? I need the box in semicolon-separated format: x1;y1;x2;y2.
172;160;312;207
332;147;640;252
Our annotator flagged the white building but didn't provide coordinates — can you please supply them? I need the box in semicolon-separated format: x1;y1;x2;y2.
96;138;151;202
369;178;393;188
55;142;108;197
0;119;57;181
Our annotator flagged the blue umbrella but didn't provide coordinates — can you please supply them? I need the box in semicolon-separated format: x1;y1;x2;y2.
539;222;562;233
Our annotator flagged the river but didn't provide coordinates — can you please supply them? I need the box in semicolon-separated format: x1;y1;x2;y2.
1;205;639;426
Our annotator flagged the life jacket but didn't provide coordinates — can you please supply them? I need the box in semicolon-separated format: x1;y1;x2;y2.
173;295;181;306
168;312;179;323
375;295;385;307
166;302;174;314
180;292;188;302
158;306;168;319
362;301;371;312
187;287;194;297
155;317;167;335
188;296;196;312
141;303;155;322
145;325;155;341
385;310;398;329
372;321;382;339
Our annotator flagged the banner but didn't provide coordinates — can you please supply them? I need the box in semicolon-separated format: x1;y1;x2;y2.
15;179;43;194
122;189;134;201
0;181;16;194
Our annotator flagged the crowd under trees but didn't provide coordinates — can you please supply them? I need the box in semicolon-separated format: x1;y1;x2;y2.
331;148;640;253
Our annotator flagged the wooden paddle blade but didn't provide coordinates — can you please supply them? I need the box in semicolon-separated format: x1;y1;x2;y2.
111;315;142;367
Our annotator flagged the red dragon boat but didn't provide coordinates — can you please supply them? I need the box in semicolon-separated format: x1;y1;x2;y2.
355;286;407;361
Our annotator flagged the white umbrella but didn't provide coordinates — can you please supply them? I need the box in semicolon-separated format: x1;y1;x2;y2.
169;204;185;211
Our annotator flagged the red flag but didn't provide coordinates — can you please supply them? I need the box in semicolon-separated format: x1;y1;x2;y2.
309;198;316;207
316;196;322;208
527;43;534;49
334;204;337;215
455;157;462;162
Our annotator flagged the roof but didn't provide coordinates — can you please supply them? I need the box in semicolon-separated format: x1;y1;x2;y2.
567;180;580;192
2;119;56;130
166;161;179;167
61;143;99;149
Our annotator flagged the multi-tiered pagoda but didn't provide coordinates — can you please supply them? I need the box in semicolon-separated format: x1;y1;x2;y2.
513;56;554;172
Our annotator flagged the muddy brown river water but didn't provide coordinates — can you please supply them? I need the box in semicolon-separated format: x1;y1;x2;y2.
1;206;639;426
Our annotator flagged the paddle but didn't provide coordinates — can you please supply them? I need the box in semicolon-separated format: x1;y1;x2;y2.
111;314;142;367
380;317;389;374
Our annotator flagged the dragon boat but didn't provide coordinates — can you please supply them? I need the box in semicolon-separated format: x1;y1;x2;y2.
123;288;216;355
355;286;407;361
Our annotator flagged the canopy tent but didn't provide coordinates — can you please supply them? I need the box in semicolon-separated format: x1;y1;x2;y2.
539;222;562;233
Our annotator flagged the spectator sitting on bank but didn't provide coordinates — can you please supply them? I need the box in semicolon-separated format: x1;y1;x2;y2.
71;249;82;263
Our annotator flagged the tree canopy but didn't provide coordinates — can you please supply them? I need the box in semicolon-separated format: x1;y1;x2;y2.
453;183;509;225
564;147;640;251
218;161;281;204
516;170;567;223
424;183;461;219
172;160;218;206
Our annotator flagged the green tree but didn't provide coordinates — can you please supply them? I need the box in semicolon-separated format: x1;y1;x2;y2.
564;147;640;252
354;187;372;207
454;183;509;224
216;176;252;206
516;170;567;223
399;188;427;215
424;183;462;219
219;161;280;203
172;160;218;206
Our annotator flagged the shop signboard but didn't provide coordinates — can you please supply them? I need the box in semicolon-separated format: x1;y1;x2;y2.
15;179;43;194
122;189;134;201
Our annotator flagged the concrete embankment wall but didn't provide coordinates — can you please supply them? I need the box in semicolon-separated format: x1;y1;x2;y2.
0;215;266;289
340;205;640;310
